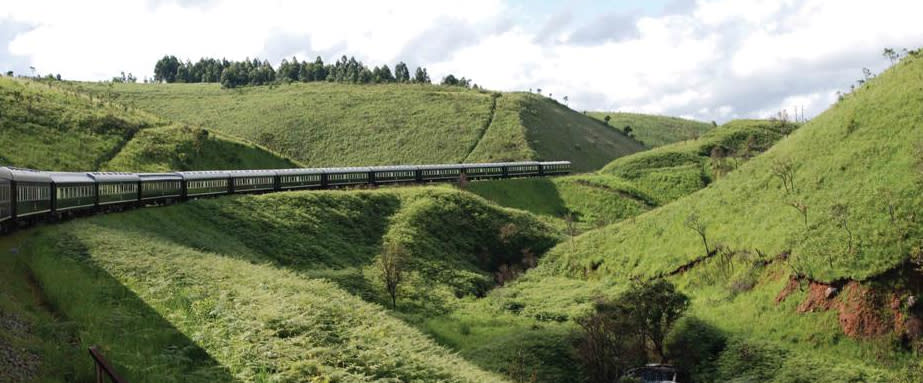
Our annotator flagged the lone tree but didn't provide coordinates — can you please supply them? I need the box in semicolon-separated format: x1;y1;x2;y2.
378;242;409;308
575;280;689;382
604;115;611;125
684;213;711;256
831;203;853;252
883;48;900;65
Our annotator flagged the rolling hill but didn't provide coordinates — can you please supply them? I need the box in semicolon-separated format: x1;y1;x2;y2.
2;187;558;383
446;49;923;382
0;77;296;172
587;111;714;148
67;82;645;172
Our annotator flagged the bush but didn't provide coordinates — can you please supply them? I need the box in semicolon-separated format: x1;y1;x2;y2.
664;316;727;381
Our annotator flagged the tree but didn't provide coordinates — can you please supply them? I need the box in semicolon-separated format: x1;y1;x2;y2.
603;115;611;125
394;62;410;83
883;48;899;65
831;203;853;252
575;280;689;382
563;95;569;105
413;66;430;84
684;213;710;256
623;125;632;134
441;74;459;86
5;71;12;77
154;55;180;83
620;280;690;361
378;64;394;82
378;242;409;308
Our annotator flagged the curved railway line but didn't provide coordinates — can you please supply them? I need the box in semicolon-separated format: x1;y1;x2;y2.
0;161;571;233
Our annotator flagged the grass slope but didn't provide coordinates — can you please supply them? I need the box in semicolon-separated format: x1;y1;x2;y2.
105;125;298;171
587;111;714;148
453;50;923;382
0;77;297;172
466;118;794;231
0;77;159;170
6;187;558;382
70;82;644;171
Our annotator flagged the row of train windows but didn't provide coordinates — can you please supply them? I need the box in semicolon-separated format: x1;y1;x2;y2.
189;179;227;190
375;171;414;178
0;184;9;203
144;181;181;192
329;173;367;180
17;185;51;202
99;183;137;196
281;175;320;184
235;177;273;186
423;169;460;175
58;185;94;200
467;167;501;173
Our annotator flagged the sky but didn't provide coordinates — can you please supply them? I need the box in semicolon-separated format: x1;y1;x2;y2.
0;0;921;122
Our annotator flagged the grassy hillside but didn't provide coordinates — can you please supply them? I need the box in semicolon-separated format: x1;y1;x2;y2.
0;77;159;170
466;118;795;231
0;77;297;172
69;82;644;171
600;119;797;204
3;187;559;382
587;111;714;147
456;50;923;382
105;125;298;171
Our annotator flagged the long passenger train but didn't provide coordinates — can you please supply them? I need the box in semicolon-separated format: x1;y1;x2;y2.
0;161;570;232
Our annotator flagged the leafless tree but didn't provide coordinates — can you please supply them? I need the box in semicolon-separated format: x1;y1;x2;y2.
685;213;710;256
378;242;409;308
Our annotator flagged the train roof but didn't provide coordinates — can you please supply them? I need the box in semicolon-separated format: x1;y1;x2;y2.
275;168;327;175
368;165;418;172
138;173;183;181
322;167;372;174
88;172;140;182
0;167;53;183
177;170;232;180
227;169;277;177
47;172;95;184
539;161;571;165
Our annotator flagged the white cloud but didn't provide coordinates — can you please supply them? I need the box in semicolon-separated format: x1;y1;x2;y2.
1;0;921;122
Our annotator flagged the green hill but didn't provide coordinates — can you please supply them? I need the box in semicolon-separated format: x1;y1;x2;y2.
0;77;296;171
68;82;644;171
448;50;923;382
1;187;558;382
466;118;796;231
587;111;714;147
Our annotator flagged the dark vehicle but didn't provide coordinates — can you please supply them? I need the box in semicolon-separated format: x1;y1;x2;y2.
0;161;571;232
625;364;678;383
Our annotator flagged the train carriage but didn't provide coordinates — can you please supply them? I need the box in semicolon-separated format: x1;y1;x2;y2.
89;172;140;206
49;172;97;213
179;171;231;197
229;170;277;193
9;168;53;219
502;161;542;177
419;164;463;181
325;167;371;187
461;163;505;180
139;173;183;202
369;165;418;184
276;168;325;190
0;168;13;228
539;161;571;175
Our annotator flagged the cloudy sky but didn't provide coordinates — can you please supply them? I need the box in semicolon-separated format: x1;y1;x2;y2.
1;0;921;122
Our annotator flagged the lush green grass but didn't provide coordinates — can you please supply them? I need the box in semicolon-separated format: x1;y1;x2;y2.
10;186;558;382
105;125;299;171
69;82;644;171
451;50;923;382
0;77;161;170
0;77;298;172
587;111;714;148
600;118;798;204
517;95;646;171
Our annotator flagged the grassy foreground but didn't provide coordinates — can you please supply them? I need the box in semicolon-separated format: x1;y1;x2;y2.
8;187;559;382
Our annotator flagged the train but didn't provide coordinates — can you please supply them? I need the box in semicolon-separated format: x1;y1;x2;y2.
0;161;571;233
